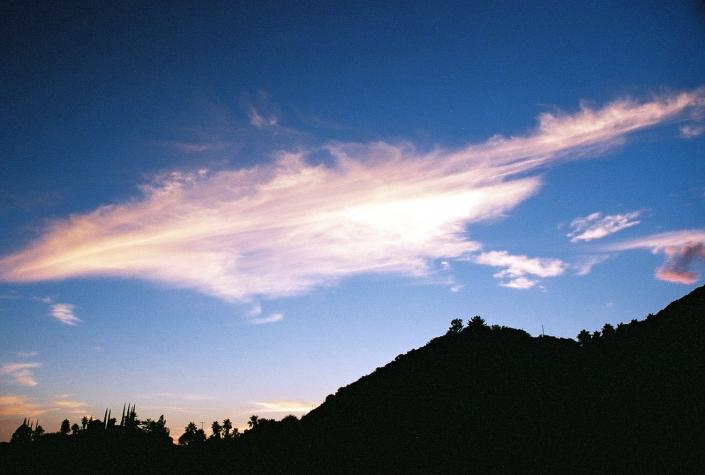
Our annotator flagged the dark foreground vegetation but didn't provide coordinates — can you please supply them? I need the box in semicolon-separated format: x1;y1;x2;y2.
2;286;704;473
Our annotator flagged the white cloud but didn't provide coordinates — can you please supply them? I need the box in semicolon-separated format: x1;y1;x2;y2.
248;107;279;128
680;124;705;138
246;302;262;317
248;313;284;325
50;304;82;326
0;362;42;387
573;255;611;276
608;229;705;284
567;211;642;242
251;400;317;414
500;276;539;289
0;88;703;300
473;250;567;289
244;90;281;129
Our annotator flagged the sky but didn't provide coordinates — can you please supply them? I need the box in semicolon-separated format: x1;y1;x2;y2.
1;1;705;441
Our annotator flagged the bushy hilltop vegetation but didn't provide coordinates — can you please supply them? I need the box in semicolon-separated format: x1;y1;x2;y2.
2;286;703;474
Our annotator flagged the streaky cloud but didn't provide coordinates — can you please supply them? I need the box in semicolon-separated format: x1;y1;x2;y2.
0;395;46;418
248;313;284;325
573;255;611;276
0;88;703;300
567;211;642;242
50;303;82;326
252;400;318;414
0;362;42;387
609;229;705;284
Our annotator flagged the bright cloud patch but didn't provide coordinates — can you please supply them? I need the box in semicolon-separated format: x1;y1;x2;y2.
50;304;82;326
0;362;42;387
253;400;318;414
609;230;705;284
568;211;642;242
473;251;567;289
0;89;703;300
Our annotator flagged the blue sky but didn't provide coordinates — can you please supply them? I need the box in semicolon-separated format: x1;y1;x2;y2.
1;1;705;440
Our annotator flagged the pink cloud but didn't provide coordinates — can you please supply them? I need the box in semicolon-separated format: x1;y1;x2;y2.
0;88;703;300
609;230;705;284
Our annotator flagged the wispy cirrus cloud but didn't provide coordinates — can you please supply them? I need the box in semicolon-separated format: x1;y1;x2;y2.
567;211;642;242
0;362;42;387
609;229;705;284
51;396;88;414
244;90;280;129
249;313;284;325
0;88;702;300
170;142;221;154
50;304;81;326
473;251;567;289
573;255;611;276
248;107;279;129
251;400;318;414
8;351;39;358
680;124;705;139
0;395;46;417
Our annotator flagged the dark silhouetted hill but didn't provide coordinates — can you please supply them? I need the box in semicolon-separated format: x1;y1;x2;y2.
295;286;704;473
1;286;703;473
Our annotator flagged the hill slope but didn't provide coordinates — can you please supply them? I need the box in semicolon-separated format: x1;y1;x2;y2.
293;285;705;473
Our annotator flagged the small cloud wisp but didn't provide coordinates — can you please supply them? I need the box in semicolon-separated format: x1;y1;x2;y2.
567;211;642;242
0;362;42;387
50;304;82;326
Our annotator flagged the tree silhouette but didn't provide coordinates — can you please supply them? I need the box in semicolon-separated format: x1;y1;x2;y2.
178;422;198;446
601;323;615;339
178;422;206;446
10;420;32;444
448;318;463;333
222;419;233;439
577;329;591;346
210;420;222;439
70;423;80;435
60;419;71;436
32;424;44;441
247;415;260;430
81;416;88;430
467;315;486;329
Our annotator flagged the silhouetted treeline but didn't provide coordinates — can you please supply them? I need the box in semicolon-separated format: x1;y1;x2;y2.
2;286;704;474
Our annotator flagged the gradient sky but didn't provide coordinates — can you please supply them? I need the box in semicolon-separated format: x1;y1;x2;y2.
2;1;705;441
